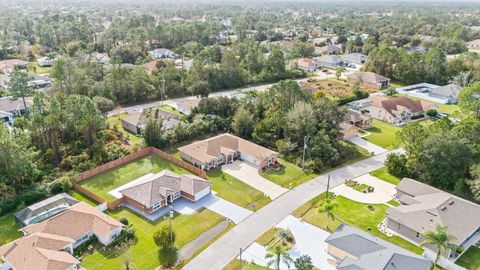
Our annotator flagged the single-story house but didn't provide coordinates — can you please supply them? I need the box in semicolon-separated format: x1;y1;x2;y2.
149;48;174;59
0;202;123;270
36;56;53;67
364;96;434;125
178;133;279;171
89;52;110;65
316;55;344;69
386;178;480;261
27;73;53;89
0;110;13;127
346;71;390;89
338;122;360;139
396;83;462;104
0;97;33;116
296;58;317;72
316;44;342;54
119;170;212;214
342;53;368;65
14;193;78;227
0;59;28;74
343;109;372;129
429;84;461;104
326;224;432;270
467;39;480;49
173;98;201;115
121;108;180;135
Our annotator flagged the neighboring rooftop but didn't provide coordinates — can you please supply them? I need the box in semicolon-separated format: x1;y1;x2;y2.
121;108;179;130
0;97;33;113
326;224;432;270
373;96;433;115
347;71;389;84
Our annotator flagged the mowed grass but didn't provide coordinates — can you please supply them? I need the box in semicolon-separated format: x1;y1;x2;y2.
364;119;401;150
82;207;225;270
456;246;480;270
292;193;423;255
208;169;271;210
0;214;22;245
224;259;269;270
107;113;143;145
69;191;99;206
79;154;190;202
370;167;401;185
261;158;317;188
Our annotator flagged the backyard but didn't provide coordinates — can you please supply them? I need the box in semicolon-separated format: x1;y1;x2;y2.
107;113;143;145
292;192;423;255
0;214;22;245
261;158;316;187
456;246;480;270
364;119;401;150
79;154;191;202
81;206;225;270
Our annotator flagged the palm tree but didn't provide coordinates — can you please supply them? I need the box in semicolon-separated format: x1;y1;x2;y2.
276;228;294;246
265;246;293;270
420;225;457;266
317;198;338;231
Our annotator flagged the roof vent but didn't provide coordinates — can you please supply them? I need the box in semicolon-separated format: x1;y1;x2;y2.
441;206;447;211
448;200;454;205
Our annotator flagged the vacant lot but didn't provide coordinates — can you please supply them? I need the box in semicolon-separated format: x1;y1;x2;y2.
364;119;401;150
304;78;377;98
82;207;225;270
292;192;423;255
456;246;480;270
261;158;317;188
0;214;22;245
79;154;190;202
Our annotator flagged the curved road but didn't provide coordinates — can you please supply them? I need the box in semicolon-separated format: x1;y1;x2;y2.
182;149;402;270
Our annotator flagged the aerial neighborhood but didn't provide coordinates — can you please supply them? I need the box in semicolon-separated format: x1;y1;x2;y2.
2;1;480;270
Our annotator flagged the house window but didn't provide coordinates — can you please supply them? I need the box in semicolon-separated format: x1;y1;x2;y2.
153;202;161;210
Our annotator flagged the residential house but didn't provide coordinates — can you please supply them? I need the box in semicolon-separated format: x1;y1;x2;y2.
121;108;180;135
342;53;368;65
36;56;54;67
89;52;110;65
0;74;10;89
178;133;279;171
343;109;372;129
0;97;33;116
386;178;480;260
296;58;317;72
338;122;359;139
396;83;461;104
0;59;28;74
364;96;434;125
119;170;212;214
143;60;160;73
346;71;390;89
326;224;432;270
316;55;344;69
429;84;462;104
316;44;342;54
173;99;200;115
0;110;13;127
0;202;123;270
467;39;480;49
149;48;174;59
14;193;79;227
28;73;53;89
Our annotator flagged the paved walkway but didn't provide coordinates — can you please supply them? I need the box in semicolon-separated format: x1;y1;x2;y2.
182;149;403;270
178;221;230;262
241;215;337;270
348;136;388;155
331;174;396;204
222;161;288;199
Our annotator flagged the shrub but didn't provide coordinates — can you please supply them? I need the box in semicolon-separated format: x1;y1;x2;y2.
119;217;129;225
0;187;49;216
426;109;438;117
159;246;178;268
73;235;98;256
153;226;176;249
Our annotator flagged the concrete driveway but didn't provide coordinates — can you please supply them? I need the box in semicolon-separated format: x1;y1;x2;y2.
348;136;387;155
222;161;288;199
331;174;396;204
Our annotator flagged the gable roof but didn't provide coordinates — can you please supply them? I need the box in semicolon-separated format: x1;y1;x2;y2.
178;133;278;164
316;55;343;64
379;96;432;115
119;170;211;208
121;108;179;129
326;224;432;270
430;84;461;99
347;71;389;84
0;97;33;113
344;109;370;123
387;178;480;245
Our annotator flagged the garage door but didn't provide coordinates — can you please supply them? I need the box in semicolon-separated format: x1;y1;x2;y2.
195;187;211;201
240;152;257;166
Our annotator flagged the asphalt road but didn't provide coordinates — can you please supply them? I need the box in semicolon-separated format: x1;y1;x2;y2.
181;149;402;270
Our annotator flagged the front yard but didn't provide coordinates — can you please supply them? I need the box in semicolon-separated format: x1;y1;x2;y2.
0;214;22;245
456;246;480;270
261;158;317;188
364;119;401;150
81;207;225;270
79;154;191;202
292;192;423;255
224;259;269;270
370;167;401;185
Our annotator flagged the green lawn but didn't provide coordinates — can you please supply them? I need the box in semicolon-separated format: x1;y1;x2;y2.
438;103;462;119
224;259;269;270
370;167;401;185
353;183;370;192
456;246;480;270
261;158;317;188
79;154;190;202
28;62;51;74
292;193;423;255
107;113;143;145
0;214;22;245
82;207;225;270
387;199;400;207
69;191;99;206
207;169;271;210
364;119;401;150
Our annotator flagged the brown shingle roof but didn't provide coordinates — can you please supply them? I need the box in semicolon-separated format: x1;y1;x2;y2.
347;71;389;84
380;96;432;115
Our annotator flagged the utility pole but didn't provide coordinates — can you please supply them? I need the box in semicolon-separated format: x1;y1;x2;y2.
169;210;174;246
161;74;166;107
326;174;330;199
302;136;307;171
239;248;242;270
